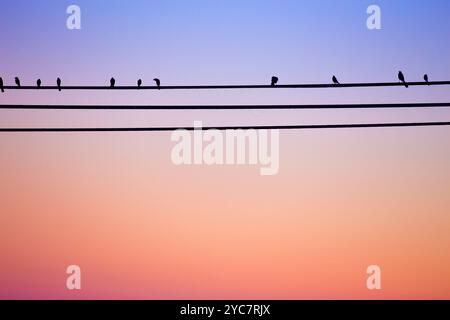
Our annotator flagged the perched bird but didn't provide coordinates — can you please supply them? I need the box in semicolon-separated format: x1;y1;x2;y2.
15;77;21;87
332;75;340;85
424;74;429;85
0;77;4;93
110;77;115;88
398;71;408;88
137;79;143;88
153;78;160;89
57;78;62;91
37;79;42;88
271;76;279;86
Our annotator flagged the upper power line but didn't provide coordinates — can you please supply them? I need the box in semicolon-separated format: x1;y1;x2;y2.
0;73;448;91
2;81;450;91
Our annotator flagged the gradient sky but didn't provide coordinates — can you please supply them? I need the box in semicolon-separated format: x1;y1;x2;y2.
0;0;450;299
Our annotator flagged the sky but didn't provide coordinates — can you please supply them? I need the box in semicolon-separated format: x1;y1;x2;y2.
0;0;450;299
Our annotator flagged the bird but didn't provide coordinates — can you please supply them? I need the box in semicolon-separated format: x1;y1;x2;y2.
0;77;4;93
332;75;340;85
424;74;429;85
137;79;142;88
37;79;42;88
15;77;21;87
57;77;62;91
398;71;408;88
110;77;115;88
271;76;279;86
153;78;160;89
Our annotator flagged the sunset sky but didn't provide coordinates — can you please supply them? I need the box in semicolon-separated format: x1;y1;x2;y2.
0;0;449;299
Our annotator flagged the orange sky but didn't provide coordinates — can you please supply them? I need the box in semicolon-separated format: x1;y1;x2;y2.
1;128;449;299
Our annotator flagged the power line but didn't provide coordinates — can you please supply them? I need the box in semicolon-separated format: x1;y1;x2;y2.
2;81;450;91
1;122;449;132
1;102;450;110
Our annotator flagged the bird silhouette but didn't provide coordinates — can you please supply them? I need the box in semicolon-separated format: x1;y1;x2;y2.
0;77;4;93
153;78;160;89
332;75;340;85
37;79;42;88
137;79;143;88
271;76;279;86
110;77;115;88
424;74;429;85
15;77;21;87
398;71;408;88
57;78;62;91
